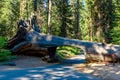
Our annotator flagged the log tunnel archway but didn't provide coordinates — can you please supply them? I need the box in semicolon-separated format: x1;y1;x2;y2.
9;30;120;63
7;20;120;63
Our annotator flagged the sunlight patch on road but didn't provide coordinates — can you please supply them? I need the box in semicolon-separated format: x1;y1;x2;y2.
116;71;120;74
0;75;5;78
14;77;30;80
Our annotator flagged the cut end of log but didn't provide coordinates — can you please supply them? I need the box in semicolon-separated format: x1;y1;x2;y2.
85;54;103;64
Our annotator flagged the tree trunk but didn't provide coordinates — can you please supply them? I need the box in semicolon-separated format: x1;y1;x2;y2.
59;0;67;37
33;0;37;12
26;0;29;19
74;0;82;39
92;0;113;43
47;0;52;35
89;8;93;42
13;31;120;60
9;28;120;63
20;0;25;19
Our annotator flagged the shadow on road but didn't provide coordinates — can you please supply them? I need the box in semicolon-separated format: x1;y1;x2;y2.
0;55;100;80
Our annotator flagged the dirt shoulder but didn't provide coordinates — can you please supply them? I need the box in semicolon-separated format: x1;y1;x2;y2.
74;63;120;80
0;55;52;71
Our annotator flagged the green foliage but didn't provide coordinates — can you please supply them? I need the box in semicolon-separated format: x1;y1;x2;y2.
0;0;19;38
80;0;90;41
51;1;61;36
0;49;11;62
0;37;15;62
56;46;80;60
109;27;120;44
0;37;7;48
109;0;120;44
0;0;120;45
56;0;74;37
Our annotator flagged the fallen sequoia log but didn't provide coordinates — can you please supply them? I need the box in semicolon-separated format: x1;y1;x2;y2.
10;30;120;63
7;20;120;63
7;20;57;61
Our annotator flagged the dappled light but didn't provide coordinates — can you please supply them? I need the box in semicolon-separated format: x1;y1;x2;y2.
0;0;120;80
0;64;100;80
25;32;120;63
75;63;120;80
46;35;52;41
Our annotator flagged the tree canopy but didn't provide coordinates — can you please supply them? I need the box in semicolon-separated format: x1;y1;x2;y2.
0;0;120;44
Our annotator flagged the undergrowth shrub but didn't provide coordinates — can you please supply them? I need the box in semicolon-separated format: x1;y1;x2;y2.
0;37;7;48
56;46;80;60
0;49;11;62
0;37;14;62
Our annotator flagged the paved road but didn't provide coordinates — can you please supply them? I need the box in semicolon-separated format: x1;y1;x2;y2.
0;55;101;80
0;64;100;80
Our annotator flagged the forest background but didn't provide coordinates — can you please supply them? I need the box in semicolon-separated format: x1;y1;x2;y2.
0;0;120;44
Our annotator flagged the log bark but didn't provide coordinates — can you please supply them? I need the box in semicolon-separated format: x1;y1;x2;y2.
7;20;57;61
8;21;120;63
10;41;49;57
18;50;48;57
24;31;120;62
7;27;28;49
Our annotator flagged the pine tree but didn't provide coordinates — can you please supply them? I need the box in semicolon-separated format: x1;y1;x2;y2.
0;0;19;37
85;0;113;43
57;0;74;38
74;0;82;39
80;0;92;41
109;0;120;44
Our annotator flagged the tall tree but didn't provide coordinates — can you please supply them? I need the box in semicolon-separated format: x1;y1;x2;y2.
94;0;113;43
47;0;52;35
26;0;29;19
109;0;120;44
58;0;67;37
88;0;93;41
20;0;24;19
57;0;73;37
86;0;113;43
19;0;33;20
80;0;92;41
0;0;19;37
74;0;82;39
35;0;44;32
